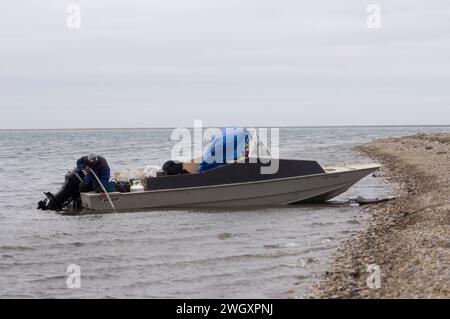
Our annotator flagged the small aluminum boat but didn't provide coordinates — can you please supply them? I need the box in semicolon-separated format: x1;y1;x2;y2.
38;128;380;212
80;159;380;211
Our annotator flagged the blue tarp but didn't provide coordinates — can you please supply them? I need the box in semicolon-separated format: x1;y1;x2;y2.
196;127;249;173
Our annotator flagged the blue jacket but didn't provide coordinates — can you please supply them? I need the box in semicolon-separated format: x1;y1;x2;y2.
76;156;110;187
197;127;249;173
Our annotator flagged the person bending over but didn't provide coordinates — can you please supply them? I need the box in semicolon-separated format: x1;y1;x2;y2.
76;153;110;193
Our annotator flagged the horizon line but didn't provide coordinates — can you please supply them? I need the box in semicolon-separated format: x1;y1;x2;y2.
1;124;450;131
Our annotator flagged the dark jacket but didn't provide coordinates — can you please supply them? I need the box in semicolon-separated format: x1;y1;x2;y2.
76;156;110;187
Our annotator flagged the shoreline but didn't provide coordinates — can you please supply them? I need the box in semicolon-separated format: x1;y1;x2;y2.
308;133;450;298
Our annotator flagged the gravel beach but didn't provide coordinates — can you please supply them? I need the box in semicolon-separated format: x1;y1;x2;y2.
309;133;450;298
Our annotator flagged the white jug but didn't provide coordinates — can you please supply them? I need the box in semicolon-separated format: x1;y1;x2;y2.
130;180;145;192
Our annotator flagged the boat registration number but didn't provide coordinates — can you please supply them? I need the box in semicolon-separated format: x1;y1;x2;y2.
102;196;121;203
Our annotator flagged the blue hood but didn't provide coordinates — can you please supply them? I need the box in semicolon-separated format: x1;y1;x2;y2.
196;127;249;173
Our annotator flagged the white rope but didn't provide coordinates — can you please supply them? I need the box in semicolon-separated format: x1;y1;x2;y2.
89;169;116;212
255;130;273;158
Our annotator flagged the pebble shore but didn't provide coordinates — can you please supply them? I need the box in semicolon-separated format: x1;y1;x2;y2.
308;133;450;298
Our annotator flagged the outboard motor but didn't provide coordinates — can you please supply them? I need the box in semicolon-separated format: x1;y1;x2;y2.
38;168;85;211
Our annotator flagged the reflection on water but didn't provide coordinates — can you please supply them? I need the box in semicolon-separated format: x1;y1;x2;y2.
0;126;448;298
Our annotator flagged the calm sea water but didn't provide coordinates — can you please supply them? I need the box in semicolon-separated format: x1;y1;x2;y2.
0;126;448;298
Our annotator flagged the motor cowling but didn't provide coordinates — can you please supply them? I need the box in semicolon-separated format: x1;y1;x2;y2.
37;168;85;211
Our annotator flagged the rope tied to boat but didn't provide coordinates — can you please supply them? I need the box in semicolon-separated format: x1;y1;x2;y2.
89;169;117;212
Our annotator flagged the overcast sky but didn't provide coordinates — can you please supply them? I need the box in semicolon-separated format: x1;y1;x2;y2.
1;0;449;128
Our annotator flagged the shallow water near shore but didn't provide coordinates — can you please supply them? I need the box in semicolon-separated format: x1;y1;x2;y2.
0;126;448;298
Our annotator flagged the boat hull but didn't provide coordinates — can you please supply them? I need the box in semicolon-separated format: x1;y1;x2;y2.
80;164;380;211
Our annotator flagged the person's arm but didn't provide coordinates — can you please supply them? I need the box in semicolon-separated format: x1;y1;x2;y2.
98;167;111;187
95;158;110;187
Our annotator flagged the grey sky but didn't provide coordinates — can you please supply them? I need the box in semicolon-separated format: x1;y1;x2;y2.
1;0;449;128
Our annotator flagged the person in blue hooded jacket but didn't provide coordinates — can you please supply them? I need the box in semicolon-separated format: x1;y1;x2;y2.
196;127;249;173
76;153;111;193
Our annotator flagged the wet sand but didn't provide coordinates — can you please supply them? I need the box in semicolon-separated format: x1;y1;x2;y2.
309;133;450;298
